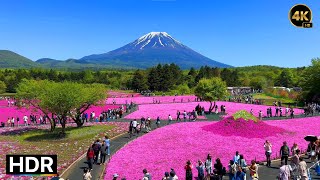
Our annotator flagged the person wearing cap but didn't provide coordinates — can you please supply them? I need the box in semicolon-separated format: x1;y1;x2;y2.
113;173;119;180
142;169;152;180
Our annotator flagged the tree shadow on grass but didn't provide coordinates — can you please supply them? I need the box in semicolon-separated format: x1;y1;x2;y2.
0;127;39;136
22;126;91;142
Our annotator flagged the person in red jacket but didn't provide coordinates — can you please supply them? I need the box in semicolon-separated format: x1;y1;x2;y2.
87;145;95;170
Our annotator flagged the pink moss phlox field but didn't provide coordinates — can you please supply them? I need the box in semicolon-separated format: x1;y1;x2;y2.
105;116;320;180
0;122;129;179
106;95;197;105
0;102;121;124
125;101;304;120
202;116;288;138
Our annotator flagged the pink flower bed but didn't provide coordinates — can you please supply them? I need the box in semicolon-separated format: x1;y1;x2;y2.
106;95;197;105
105;116;320;179
202;117;287;138
0;105;121;124
0;122;129;179
125;101;304;120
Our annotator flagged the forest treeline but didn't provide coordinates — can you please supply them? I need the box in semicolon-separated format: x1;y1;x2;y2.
0;58;319;101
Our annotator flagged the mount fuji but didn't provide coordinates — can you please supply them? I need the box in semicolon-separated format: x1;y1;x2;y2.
79;32;231;69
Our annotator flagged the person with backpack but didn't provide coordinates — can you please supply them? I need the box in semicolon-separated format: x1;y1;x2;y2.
100;141;108;164
86;145;94;170
298;157;308;180
278;161;292;180
93;140;101;164
280;141;290;165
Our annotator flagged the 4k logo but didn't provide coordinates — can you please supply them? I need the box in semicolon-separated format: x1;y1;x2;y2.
289;4;313;28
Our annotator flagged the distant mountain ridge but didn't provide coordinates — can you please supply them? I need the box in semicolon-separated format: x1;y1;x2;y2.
80;32;231;69
0;32;232;69
0;50;38;68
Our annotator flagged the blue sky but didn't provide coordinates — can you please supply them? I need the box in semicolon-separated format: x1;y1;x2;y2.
0;0;319;67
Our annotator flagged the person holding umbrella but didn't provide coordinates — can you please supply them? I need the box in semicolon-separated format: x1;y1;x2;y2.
305;135;318;162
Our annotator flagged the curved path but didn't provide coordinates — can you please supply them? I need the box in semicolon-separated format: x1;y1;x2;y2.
61;116;320;180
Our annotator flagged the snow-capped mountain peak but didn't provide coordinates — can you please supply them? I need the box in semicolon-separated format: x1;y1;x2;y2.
132;32;183;50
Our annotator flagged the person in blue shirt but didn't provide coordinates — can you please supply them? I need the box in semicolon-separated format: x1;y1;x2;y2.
104;136;110;155
235;166;246;180
233;151;240;164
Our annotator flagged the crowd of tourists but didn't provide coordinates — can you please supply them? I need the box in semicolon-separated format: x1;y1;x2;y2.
229;95;263;105
105;139;320;180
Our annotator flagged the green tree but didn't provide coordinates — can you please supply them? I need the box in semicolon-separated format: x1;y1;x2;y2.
275;69;294;87
16;80;106;133
300;58;320;101
194;78;227;113
249;76;267;90
131;70;148;92
0;81;6;94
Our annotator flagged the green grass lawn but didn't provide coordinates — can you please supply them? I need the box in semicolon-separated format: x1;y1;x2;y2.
0;92;16;96
0;124;123;174
253;93;298;107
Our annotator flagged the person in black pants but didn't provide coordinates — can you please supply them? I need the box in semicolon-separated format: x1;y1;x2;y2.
280;141;290;165
100;141;108;164
92;140;101;164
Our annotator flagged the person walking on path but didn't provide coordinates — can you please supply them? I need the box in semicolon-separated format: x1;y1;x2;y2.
104;136;111;155
132;119;137;134
167;114;172;125
183;110;187;122
129;121;133;138
184;160;193;180
228;160;237;180
156;116;160;128
100;141;108;165
86;145;94;170
249;160;258;180
280;141;290;165
264;140;272;167
298;157;308;180
83;168;92;180
92;140;101;164
278;161;292;180
23;115;28;126
176;110;181;121
238;155;247;180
